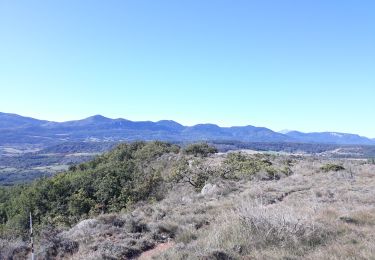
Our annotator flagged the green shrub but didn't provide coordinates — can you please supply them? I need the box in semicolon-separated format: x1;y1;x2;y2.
222;153;274;179
281;166;293;176
183;143;218;157
266;167;280;180
68;188;95;216
320;163;345;172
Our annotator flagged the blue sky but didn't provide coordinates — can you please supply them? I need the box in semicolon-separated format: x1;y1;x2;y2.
0;1;374;137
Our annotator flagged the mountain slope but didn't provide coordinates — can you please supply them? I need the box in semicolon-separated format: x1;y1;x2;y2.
0;112;47;129
285;131;374;145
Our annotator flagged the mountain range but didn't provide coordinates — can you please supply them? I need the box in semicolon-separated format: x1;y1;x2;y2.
0;112;374;147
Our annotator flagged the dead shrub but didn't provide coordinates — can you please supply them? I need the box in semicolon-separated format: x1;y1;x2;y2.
151;221;179;241
97;214;125;227
99;242;140;259
175;228;198;244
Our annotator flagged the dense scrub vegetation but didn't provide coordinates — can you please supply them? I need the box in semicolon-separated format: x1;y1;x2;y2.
0;141;181;238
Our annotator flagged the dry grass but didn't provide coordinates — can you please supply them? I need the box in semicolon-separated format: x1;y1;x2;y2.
156;157;375;259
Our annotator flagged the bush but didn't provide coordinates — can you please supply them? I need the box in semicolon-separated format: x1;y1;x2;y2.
168;159;214;191
152;221;179;241
281;166;293;176
222;153;274;179
320;163;345;172
183;143;218;157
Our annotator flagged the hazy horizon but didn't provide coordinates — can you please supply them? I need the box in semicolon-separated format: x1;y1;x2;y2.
1;1;374;137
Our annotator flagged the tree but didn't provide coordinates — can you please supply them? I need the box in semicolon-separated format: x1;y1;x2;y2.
68;189;95;216
168;159;213;191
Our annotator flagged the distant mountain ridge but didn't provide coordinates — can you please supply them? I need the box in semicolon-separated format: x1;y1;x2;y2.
0;112;374;146
284;131;374;145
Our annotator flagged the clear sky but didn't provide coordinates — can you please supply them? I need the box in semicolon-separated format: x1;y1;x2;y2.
0;1;374;137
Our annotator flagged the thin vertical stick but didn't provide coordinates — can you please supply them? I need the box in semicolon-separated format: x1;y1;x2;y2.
30;212;35;260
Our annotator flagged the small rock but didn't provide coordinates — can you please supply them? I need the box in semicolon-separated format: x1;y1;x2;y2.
201;183;219;196
75;219;99;230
